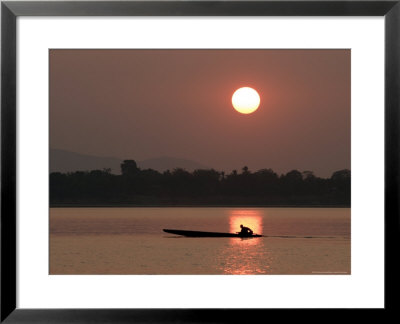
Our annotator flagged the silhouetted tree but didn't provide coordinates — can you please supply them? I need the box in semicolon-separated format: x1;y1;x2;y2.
330;169;351;204
49;162;351;206
192;169;221;195
331;169;351;182
121;160;139;177
285;170;303;182
242;166;250;175
302;171;316;181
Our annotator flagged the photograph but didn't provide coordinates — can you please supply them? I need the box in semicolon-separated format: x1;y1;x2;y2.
49;49;351;275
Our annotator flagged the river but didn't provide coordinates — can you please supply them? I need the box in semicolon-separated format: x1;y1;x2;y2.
50;207;350;275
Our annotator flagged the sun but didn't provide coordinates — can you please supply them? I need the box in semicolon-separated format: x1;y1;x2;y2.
232;87;260;114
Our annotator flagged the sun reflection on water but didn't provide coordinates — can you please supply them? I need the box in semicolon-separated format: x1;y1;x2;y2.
219;209;271;274
229;209;262;247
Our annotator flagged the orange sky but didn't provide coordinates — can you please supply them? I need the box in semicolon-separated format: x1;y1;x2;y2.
50;49;350;177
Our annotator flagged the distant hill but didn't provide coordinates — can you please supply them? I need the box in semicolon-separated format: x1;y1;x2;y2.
50;149;122;174
139;157;208;172
50;149;209;174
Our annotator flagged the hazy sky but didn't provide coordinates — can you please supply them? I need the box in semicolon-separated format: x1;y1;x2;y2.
50;49;350;177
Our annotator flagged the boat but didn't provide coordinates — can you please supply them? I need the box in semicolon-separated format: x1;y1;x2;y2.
163;229;263;238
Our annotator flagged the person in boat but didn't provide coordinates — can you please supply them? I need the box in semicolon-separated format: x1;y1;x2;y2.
239;224;253;236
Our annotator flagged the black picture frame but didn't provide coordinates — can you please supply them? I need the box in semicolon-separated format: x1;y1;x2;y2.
1;0;399;322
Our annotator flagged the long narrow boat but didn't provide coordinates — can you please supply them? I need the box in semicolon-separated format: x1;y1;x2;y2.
163;229;263;238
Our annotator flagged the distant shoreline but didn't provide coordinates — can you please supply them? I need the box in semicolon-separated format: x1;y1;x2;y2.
50;204;350;208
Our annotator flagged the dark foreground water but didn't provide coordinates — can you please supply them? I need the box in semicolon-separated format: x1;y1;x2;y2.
50;207;350;275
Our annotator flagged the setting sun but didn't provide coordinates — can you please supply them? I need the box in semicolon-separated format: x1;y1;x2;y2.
232;87;260;114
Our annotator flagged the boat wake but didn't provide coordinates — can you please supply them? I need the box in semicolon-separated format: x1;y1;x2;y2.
264;235;337;239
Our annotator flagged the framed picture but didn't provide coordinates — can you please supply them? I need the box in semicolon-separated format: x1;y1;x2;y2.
1;0;399;321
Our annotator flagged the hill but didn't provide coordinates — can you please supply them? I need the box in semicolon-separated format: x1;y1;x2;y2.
50;149;209;174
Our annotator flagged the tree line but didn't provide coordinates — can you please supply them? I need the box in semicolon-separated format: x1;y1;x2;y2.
50;160;350;206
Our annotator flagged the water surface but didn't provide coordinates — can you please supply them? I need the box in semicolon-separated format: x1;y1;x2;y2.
50;207;350;274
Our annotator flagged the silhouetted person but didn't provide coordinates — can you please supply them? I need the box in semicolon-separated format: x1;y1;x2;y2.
239;224;253;236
